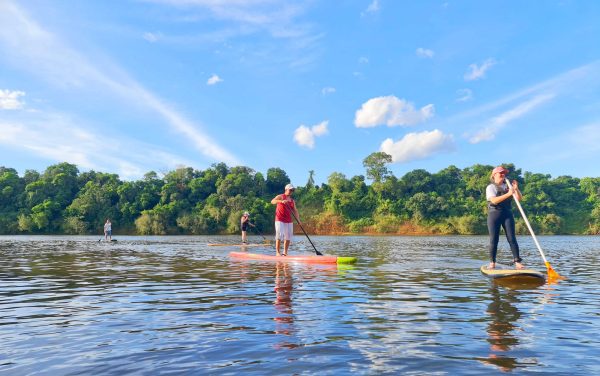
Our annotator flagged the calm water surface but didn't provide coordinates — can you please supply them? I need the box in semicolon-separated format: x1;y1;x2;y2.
1;235;598;375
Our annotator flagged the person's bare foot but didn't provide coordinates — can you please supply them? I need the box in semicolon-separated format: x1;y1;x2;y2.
488;262;496;270
515;262;525;270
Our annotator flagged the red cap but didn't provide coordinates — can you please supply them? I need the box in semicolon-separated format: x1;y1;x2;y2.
492;166;508;175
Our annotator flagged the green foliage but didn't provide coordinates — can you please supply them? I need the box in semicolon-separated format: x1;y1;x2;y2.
347;218;374;233
442;215;487;235
362;152;392;183
265;167;290;195
1;161;599;235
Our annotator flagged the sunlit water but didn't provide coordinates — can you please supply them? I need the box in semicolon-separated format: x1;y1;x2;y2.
1;235;598;375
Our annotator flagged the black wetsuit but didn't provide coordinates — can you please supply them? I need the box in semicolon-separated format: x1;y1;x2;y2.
486;183;522;264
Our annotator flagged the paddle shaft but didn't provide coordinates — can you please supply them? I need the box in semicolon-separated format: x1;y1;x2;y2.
506;178;549;263
283;202;323;256
249;223;269;242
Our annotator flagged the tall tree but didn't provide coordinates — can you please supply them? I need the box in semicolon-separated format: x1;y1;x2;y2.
266;167;290;195
306;170;315;189
362;152;392;183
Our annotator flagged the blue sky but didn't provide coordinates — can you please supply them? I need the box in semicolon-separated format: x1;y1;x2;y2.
1;1;600;186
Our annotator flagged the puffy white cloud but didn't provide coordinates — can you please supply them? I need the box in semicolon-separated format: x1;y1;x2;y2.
207;74;223;85
0;89;25;110
464;58;496;81
380;129;455;163
416;48;434;58
354;95;434;128
294;120;329;149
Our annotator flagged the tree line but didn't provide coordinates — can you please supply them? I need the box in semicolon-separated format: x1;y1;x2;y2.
1;155;600;236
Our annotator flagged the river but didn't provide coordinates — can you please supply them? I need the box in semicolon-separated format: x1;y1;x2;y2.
1;235;598;375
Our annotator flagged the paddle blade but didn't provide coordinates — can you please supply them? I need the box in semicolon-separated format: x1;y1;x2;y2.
545;261;565;281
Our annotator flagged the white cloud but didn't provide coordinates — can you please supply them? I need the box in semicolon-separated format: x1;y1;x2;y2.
359;56;369;64
354;95;434;128
447;61;600;127
380;129;455;163
464;58;497;81
139;1;322;69
293;120;329;149
0;113;194;179
569;123;600;150
363;0;380;15
468;93;555;144
456;88;473;102
0;89;25;110
321;86;336;95
416;48;434;58
143;32;162;42
207;74;223;85
0;2;240;166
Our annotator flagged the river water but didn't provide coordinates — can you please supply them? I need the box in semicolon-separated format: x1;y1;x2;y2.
0;235;598;375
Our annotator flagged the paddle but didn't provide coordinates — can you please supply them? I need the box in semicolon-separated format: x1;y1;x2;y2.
249;223;271;244
283;202;323;256
506;178;564;280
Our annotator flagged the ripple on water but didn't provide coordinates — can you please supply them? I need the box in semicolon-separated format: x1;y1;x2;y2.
1;235;599;375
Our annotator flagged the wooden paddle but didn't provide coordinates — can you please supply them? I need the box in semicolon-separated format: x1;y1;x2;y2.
283;202;323;256
506;178;564;280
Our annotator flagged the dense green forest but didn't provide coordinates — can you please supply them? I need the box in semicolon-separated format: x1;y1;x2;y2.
1;154;600;235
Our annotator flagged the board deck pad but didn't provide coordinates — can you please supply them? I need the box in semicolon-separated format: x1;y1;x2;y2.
208;243;267;247
480;264;545;280
229;251;357;264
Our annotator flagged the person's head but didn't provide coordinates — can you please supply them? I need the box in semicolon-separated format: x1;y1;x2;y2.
243;211;249;218
490;166;508;183
106;218;110;223
284;183;295;194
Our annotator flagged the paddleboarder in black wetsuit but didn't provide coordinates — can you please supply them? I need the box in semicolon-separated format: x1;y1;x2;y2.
240;212;253;244
486;166;524;270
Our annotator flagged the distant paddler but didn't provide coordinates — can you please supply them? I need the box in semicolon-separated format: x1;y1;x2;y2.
486;166;524;270
271;183;300;256
103;218;112;242
240;211;254;244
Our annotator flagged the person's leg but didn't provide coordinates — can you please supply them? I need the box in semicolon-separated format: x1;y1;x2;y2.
242;230;247;243
487;210;501;268
275;221;282;256
283;222;292;256
283;240;290;256
503;214;523;268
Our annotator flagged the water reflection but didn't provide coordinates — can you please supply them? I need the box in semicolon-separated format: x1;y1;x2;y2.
484;284;520;372
1;235;598;375
273;262;297;349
